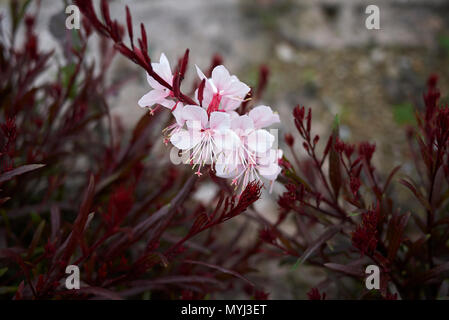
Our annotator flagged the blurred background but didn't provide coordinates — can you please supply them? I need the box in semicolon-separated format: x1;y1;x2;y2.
1;0;449;298
9;0;447;172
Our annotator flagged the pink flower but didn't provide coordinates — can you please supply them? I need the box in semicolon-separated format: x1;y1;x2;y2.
257;149;283;182
217;148;281;194
195;65;250;113
215;113;279;193
162;103;185;145
248;105;280;129
170;106;238;176
138;53;176;109
215;114;275;178
137;53;283;192
236;149;282;193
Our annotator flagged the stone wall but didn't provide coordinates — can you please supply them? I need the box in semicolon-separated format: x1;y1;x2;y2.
274;0;449;49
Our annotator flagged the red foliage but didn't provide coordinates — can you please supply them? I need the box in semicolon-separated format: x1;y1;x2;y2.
2;0;449;300
0;0;270;300
307;288;326;300
352;206;380;256
266;74;449;299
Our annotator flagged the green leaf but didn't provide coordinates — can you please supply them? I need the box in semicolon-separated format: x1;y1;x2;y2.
71;29;82;52
0;286;17;294
61;63;76;88
332;114;340;131
393;103;416;125
61;63;78;98
439;35;449;53
30;212;41;223
0;267;8;277
348;212;361;217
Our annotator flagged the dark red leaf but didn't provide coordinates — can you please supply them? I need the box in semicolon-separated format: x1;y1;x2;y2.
387;212;410;261
125;6;133;48
293;226;341;268
183;260;256;287
400;178;431;210
0;164;45;184
324;263;364;277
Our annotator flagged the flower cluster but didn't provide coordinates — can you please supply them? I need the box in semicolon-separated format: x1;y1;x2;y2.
351;206;380;256
139;53;282;192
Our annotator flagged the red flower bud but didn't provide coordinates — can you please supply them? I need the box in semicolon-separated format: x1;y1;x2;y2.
284;133;294;147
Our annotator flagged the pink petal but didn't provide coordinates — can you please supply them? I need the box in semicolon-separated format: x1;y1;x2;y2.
159;99;176;109
172;103;185;126
224;76;250;97
220;96;242;112
248;105;280;129
231;114;254;132
211;65;231;90
146;73;165;91
257;149;282;180
194;84;215;110
209;111;230;131
258;162;281;181
215;153;240;178
138;90;169;108
195;64;207;81
247;129;275;154
214;129;241;152
182;105;208;129
152;53;173;84
170;129;201;150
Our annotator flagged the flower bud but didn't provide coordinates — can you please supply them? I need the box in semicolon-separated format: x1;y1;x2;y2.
284;133;294;147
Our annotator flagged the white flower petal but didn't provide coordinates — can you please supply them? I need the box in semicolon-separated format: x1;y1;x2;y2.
195;64;207;81
226;79;250;98
214;129;241;152
170;129;201;150
257;149;282;181
220;96;242;112
153;53;173;84
211;65;231;90
231;114;254;132
227;111;240;120
159;99;176;109
172;104;185;126
247;129;275;153
248;105;280;129
195;84;215;110
182;105;208;129
146;73;165;91
138;90;169;108
209;111;230;131
215;153;240;178
258;162;281;181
